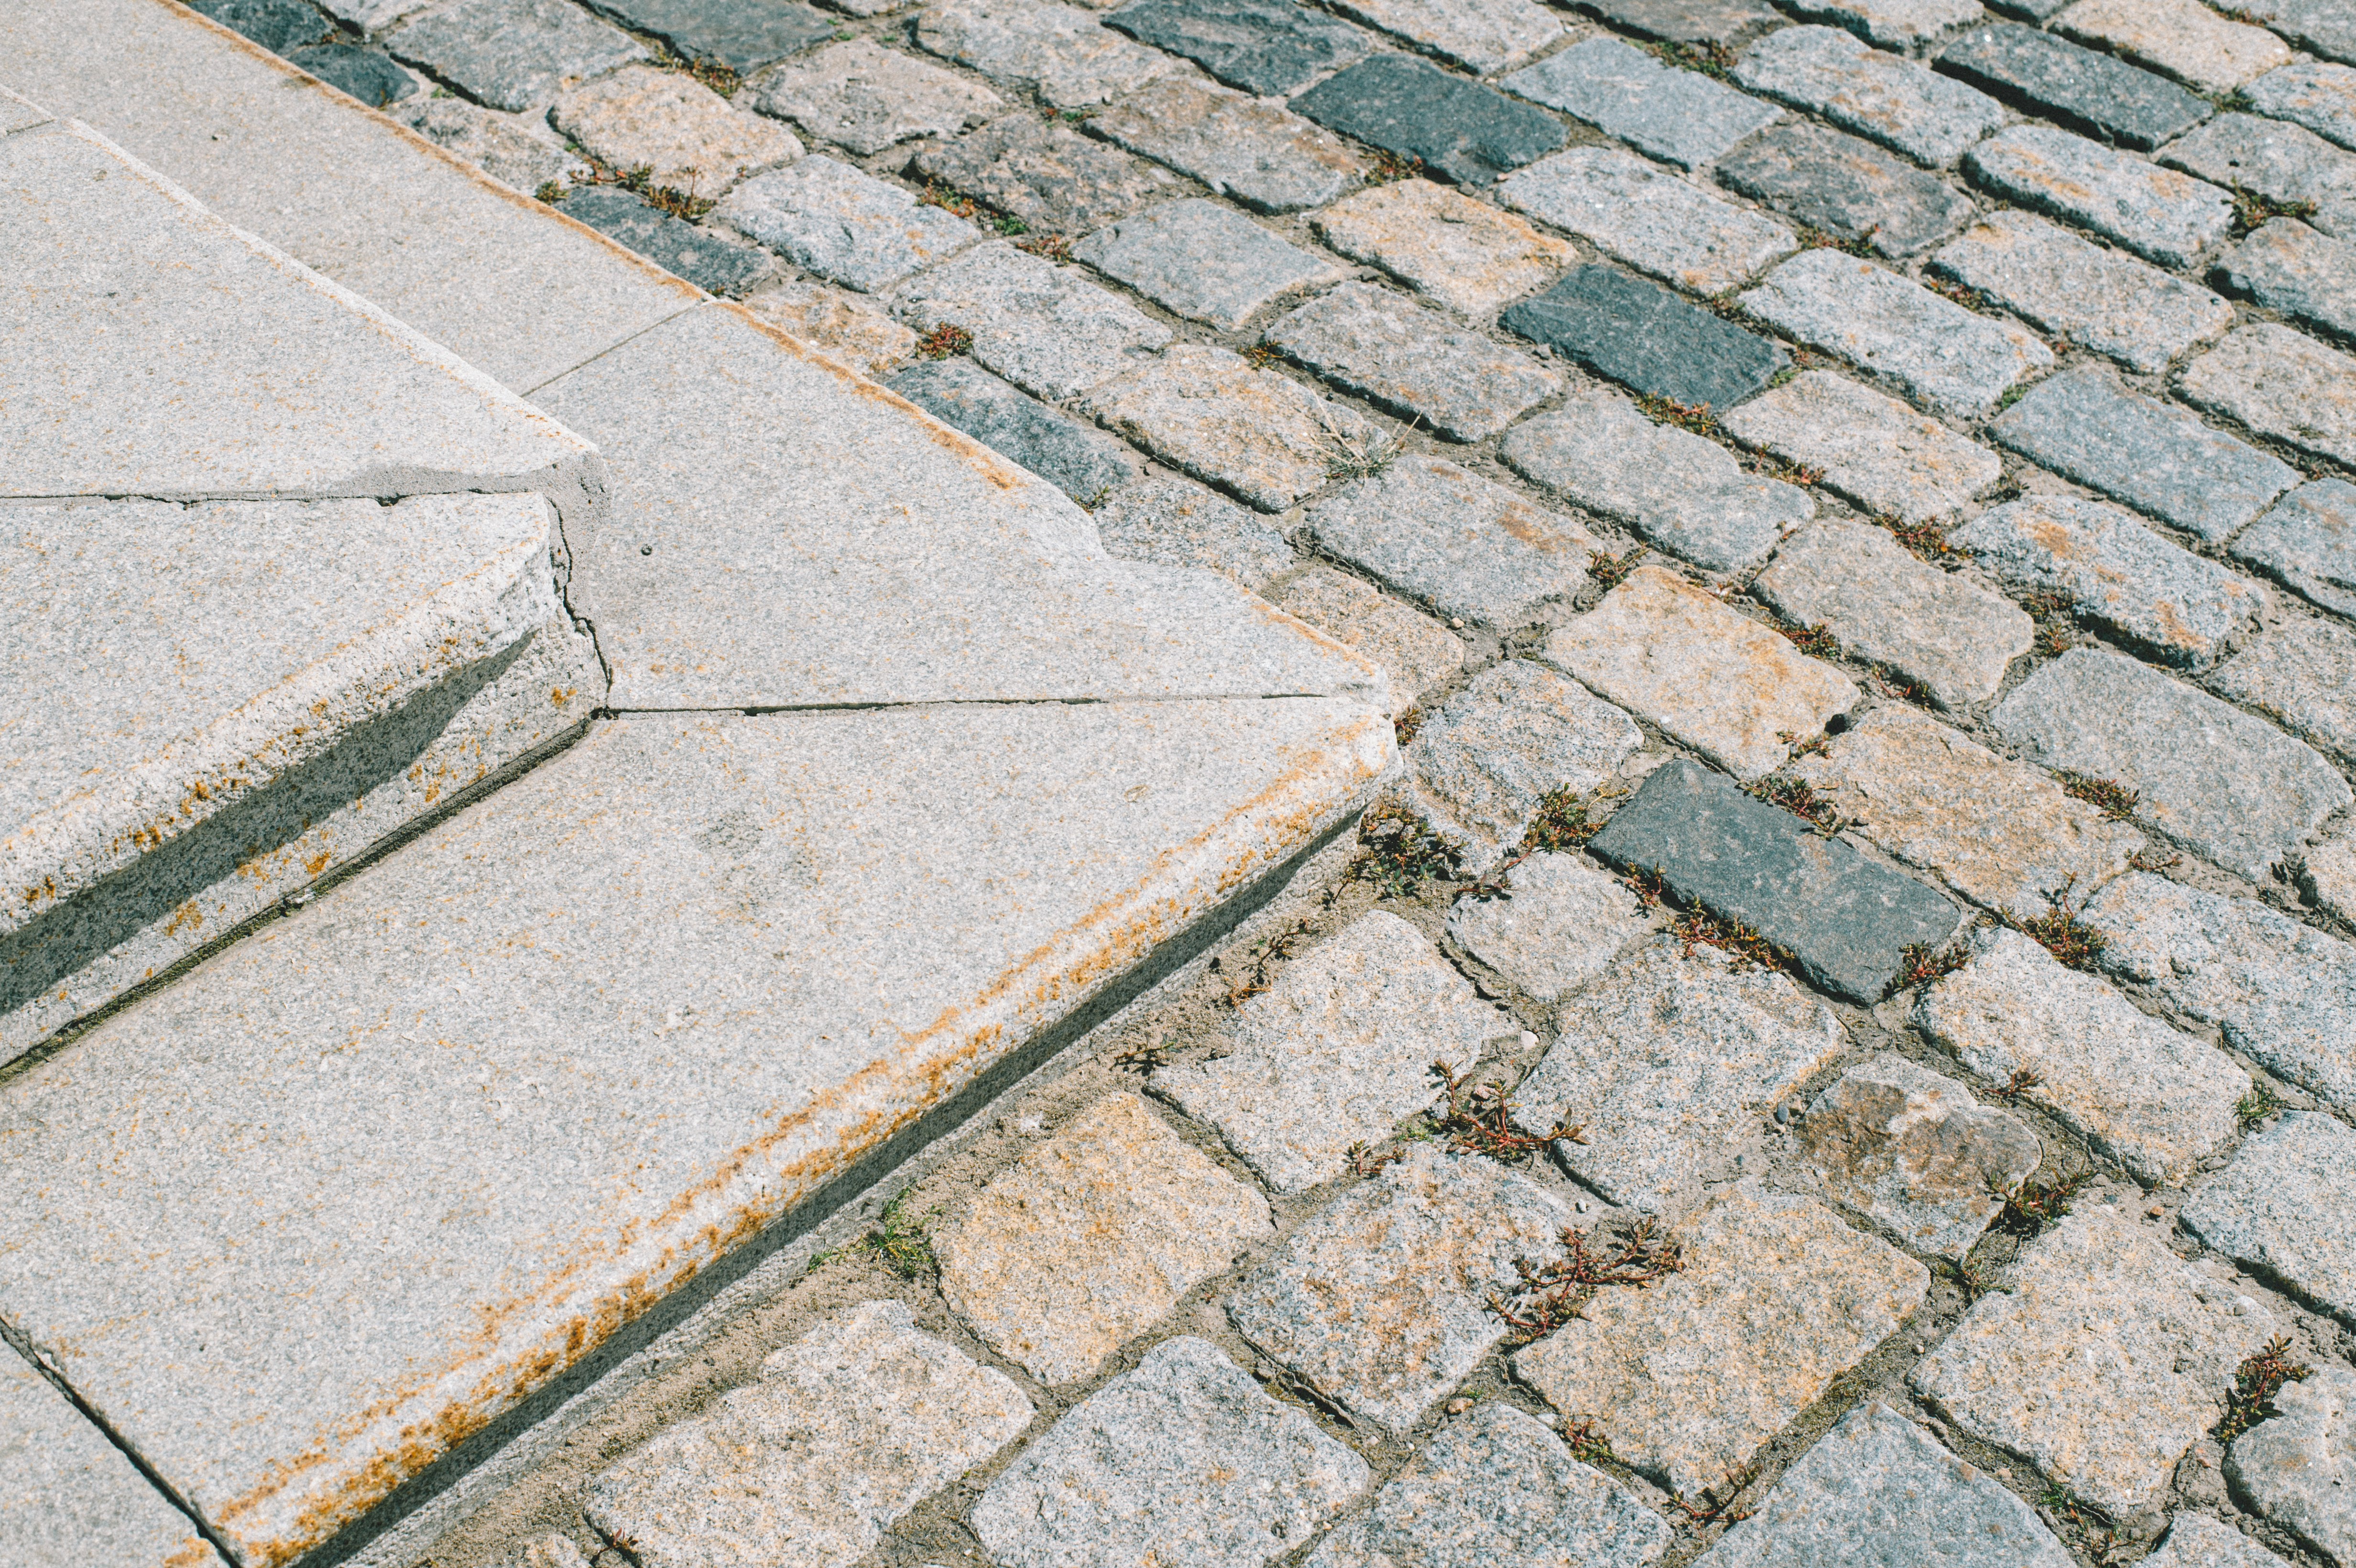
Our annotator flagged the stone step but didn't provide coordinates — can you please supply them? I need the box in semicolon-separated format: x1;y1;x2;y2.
0;1349;224;1567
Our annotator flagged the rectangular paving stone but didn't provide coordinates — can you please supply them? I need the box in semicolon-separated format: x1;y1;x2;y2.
1501;34;1781;170
2212;615;2356;768
556;186;775;295
2249;61;2356;153
1504;386;1812;572
1722;370;2001;528
1299;454;1595;625
1784;0;1984;49
2143;1513;2298;1568
2309;821;2356;925
716;154;980;292
1735;24;2003;168
1503;264;1788;411
1965;123;2234;267
889;357;1138;503
1092;471;1295;589
1291;53;1566;187
284;43;421;109
1;1351;225;1568
742;277;918;377
1511;936;1846;1211
1933;209;2235;376
1717;120;1975;257
1991;648;2351;879
1086;75;1363;214
2183;1111;2356;1322
1327;0;1561;75
2233;479;2356;621
188;0;332;52
1265;280;1561;441
1273;565;1465;714
385;0;650;111
1737;248;2051;416
1753;519;2030;708
913;110;1183;234
1073;197;1343;329
915;0;1190;109
2180;323;2356;468
1497;145;1798;296
2052;0;2291;96
2162;114;2356;240
2227;1371;2356;1568
2233;0;2356;66
750;38;1007;156
393;94;588;193
1936;21;2211;150
1225;1147;1571;1432
1102;0;1377;96
1798;1056;2042;1261
1446;851;1655;1003
589;0;836;74
2214;218;2356;344
1314;176;1571;317
1575;0;1782;44
889;238;1170;401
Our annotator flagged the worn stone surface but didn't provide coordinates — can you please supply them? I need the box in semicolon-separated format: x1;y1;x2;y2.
1504;265;1788;411
1915;1206;2278;1518
559;186;775;294
1447;851;1655;1003
393;95;587;194
2181;324;2356;468
1755;522;2029;712
1300;455;1595;626
915;111;1181;234
1499;145;1797;296
187;0;329;51
1505;386;1812;572
717;154;979;292
2249;62;2356;155
1102;0;1376;96
1800;1055;2041;1259
1085;344;1387;512
1094;472;1293;589
553;65;800;198
1273;566;1464;714
1314;177;1571;318
1513;936;1848;1211
742;278;918;377
1735;25;2003;168
1783;0;1983;49
1993;650;2350;880
1327;0;1561;75
1073;198;1342;330
1517;1181;1929;1497
1931;209;2235;374
2183;1111;2356;1322
889;357;1137;503
2307;821;2356;925
973;1337;1369;1566
1267;282;1561;443
1579;0;1781;44
589;0;836;74
1965;124;2232;267
890;240;1168;401
1292;53;1567;188
385;0;650;112
2052;0;2290;96
1719;120;1975;257
1226;1147;1570;1432
284;43;417;108
2229;1366;2356;1564
1722;370;2001;528
916;0;1190;108
0;1349;227;1568
2234;0;2356;66
1087;76;1362;214
1547;568;1856;782
2212;615;2356;767
1502;34;1781;170
2233;479;2356;621
2142;1515;2294;1568
586;1300;1035;1568
1937;22;2211;150
2163;114;2356;240
751;38;1006;156
2215;218;2356;344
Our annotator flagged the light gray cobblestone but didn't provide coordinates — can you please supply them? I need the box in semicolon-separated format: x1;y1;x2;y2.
913;111;1183;234
1781;0;1984;49
1755;521;2028;707
1094;472;1294;589
1312;177;1571;319
2162;113;2356;240
1499;145;1798;297
2212;614;2356;767
1074;198;1343;330
1271;566;1463;715
2214;218;2356;344
742;280;917;376
2232;479;2356;622
2248;61;2356;154
1300;455;1596;627
1716;120;1977;259
1800;1055;2041;1260
2143;1514;2294;1568
1265;281;1562;443
2228;1366;2356;1564
2180;324;2356;469
385;0;648;112
916;0;1192;109
752;38;1006;155
718;154;980;291
2182;1110;2356;1323
1965;124;2234;269
1734;24;2004;168
552;64;800;199
1447;851;1654;1003
1503;34;1781;170
1932;209;2236;374
1722;370;2000;527
392;95;586;193
1086;76;1363;214
2051;0;2291;95
891;240;1168;401
1327;0;1561;75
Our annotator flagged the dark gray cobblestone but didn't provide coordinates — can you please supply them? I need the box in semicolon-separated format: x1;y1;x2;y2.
1936;20;2211;150
1716;119;1975;258
1505;262;1787;411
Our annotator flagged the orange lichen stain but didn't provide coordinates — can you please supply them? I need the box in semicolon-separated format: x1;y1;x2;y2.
550;686;575;708
161;900;204;939
163;1538;217;1568
305;847;335;878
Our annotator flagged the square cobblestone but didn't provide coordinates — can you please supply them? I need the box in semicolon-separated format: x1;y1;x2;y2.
1965;124;2232;267
1272;566;1463;714
1073;198;1343;330
386;0;650;112
1314;178;1571;318
1717;120;1975;258
1292;53;1567;188
1937;22;2211;150
2179;323;2356;468
916;0;1191;108
717;154;980;291
1735;24;2003;168
1327;0;1562;76
1783;0;1984;49
890;239;1169;401
742;279;918;377
1498;145;1798;296
2232;479;2356;621
1502;34;1781;171
751;39;1006;156
2162;113;2356;240
2051;0;2291;96
1102;0;1377;96
553;65;801;198
1300;454;1595;626
2228;1380;2356;1568
1446;851;1655;1003
914;111;1182;234
556;187;774;294
1722;370;2001;527
2183;1110;2356;1324
888;357;1137;502
1265;281;1561;442
590;0;836;75
1931;209;2235;374
1799;1055;2042;1260
1504;264;1788;411
1094;471;1294;588
2247;61;2356;155
2212;614;2356;769
1087;76;1363;214
2214;218;2356;344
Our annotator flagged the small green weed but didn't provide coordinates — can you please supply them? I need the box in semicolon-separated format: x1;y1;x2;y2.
1430;1060;1586;1165
859;1187;942;1280
2237;1084;2285;1129
2057;772;2138;821
1747;774;1843;836
1994;1171;2086;1236
916;323;973;359
2217;1335;2311;1442
1491;1218;1680;1343
2233;185;2318;236
1348;801;1465;900
1643;38;1736;80
1588;546;1645;592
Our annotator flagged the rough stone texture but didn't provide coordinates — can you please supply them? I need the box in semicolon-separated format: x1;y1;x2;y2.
1094;472;1294;589
559;186;775;295
939;1093;1272;1384
2229;1367;2356;1564
1718;120;1976;258
0;1349;227;1568
2052;0;2291;96
591;0;835;72
1512;936;1848;1211
1505;386;1813;572
1754;522;2029;712
1931;209;2236;374
2212;615;2356;767
1313;177;1571;318
392;95;587;194
742;278;919;378
1266;282;1561;443
1546;568;1856;782
1800;1055;2041;1259
2233;0;2356;66
1735;25;2003;168
553;65;800;198
916;0;1191;109
1072;198;1343;330
888;358;1137;503
1503;34;1781;170
187;0;330;51
2248;62;2356;155
284;43;417;108
2233;479;2356;621
2180;324;2356;468
1156;911;1507;1193
2142;1515;2294;1568
1273;567;1464;714
1788;705;2143;918
1722;370;2001;528
1291;53;1567;188
1299;455;1595;626
1403;659;1646;872
385;0;650;112
1447;851;1655;1003
586;1300;1035;1568
1964;124;2232;267
889;240;1168;401
2162;114;2356;240
1326;0;1561;75
1225;1147;1571;1432
1917;926;2247;1186
1498;145;1798;296
914;111;1181;234
751;38;1006;156
1952;494;2267;669
1737;249;2051;416
1084;344;1389;512
2182;1111;2356;1322
1517;1182;1929;1497
972;1337;1369;1568
1504;265;1788;412
2307;822;2356;925
2214;218;2356;344
1914;1206;2279;1518
1101;0;1377;97
1991;649;2351;880
1578;0;1781;44
1937;22;2211;150
1086;76;1363;214
1783;0;1983;49
501;1535;594;1568
717;155;980;292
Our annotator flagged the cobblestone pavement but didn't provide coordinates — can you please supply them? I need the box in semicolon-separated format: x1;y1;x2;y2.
13;0;2356;1562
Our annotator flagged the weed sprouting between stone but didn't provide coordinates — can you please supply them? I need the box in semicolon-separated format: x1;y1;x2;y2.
2018;878;2106;970
1490;1218;1682;1344
1588;546;1646;592
1429;1061;1586;1165
2236;1084;2285;1129
1747;775;1843;837
1797;224;1879;258
1014;233;1075;262
1218;918;1317;1006
1993;1171;2085;1236
858;1187;942;1280
1348;801;1466;900
1365;148;1424;185
1643;38;1736;80
2216;1335;2311;1442
2232;185;2318;236
916;323;974;359
1986;1067;2044;1103
1637;394;1718;437
1898;940;1969;991
2056;772;2138;821
1779;621;1839;660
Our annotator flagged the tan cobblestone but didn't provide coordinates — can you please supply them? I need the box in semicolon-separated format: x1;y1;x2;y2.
1313;178;1572;319
553;64;800;197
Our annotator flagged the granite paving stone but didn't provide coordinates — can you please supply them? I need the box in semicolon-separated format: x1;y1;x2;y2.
2143;1515;2295;1568
1291;53;1567;188
586;1300;1036;1568
1931;209;2236;375
1313;177;1572;317
1937;22;2211;150
1913;1206;2279;1518
1102;0;1377;96
888;358;1138;503
939;1092;1272;1383
1502;34;1781;171
1511;936;1847;1211
1503;265;1788;411
2182;1110;2356;1322
1545;568;1857;781
914;111;1182;234
2232;0;2356;66
1072;198;1343;329
2248;62;2356;155
2210;614;2356;767
553;65;800;198
588;0;837;74
1585;756;1961;1000
0;1350;226;1568
1326;0;1561;76
1517;1181;1929;1497
1265;282;1561;442
1093;472;1294;588
1272;566;1464;713
385;0;650;112
1504;386;1814;572
1787;705;2144;917
1799;1055;2042;1259
392;95;588;193
559;187;775;294
750;38;1006;156
1225;1146;1572;1431
1784;0;1984;49
2229;1366;2356;1563
1735;24;2003;168
315;0;428;25
1299;454;1595;625
889;240;1169;401
2162;114;2356;240
504;1537;594;1568
2233;479;2356;621
716;155;980;292
2180;323;2356;469
1156;910;1509;1193
2306;821;2356;925
1304;1402;1670;1568
1446;851;1656;1002
1576;0;1781;44
1086;76;1363;214
186;0;330;51
2214;218;2356;344
1966;123;2232;267
1737;249;2051;416
1717;121;1976;257
1722;370;2003;528
1498;146;1799;296
916;0;1191;108
972;1337;1369;1566
1402;658;1646;871
1753;520;2029;708
284;44;418;108
742;278;919;377
1083;344;1389;512
2051;0;2290;96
